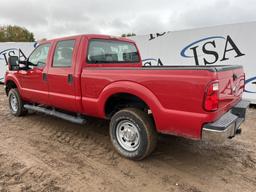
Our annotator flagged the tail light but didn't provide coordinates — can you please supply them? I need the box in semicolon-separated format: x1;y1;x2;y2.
204;81;219;111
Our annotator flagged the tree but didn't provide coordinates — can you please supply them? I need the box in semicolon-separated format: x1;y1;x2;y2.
0;25;35;42
121;33;136;37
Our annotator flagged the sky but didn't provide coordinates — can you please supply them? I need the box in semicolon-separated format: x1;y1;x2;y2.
1;0;256;40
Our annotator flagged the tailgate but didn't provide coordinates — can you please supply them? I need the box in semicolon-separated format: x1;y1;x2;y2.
216;66;245;112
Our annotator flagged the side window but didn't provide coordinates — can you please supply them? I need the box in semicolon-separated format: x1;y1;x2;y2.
53;40;75;67
28;43;50;68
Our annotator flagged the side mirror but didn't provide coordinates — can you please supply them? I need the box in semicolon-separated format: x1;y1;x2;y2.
8;56;19;71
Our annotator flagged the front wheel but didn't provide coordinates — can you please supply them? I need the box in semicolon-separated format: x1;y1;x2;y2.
109;108;157;160
8;88;27;116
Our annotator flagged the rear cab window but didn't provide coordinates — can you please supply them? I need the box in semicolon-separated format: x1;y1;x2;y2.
87;39;140;64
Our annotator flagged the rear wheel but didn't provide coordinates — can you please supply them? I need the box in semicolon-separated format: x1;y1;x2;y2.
109;108;157;160
8;88;27;116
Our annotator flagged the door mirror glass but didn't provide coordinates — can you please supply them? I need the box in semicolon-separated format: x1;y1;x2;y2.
8;56;19;71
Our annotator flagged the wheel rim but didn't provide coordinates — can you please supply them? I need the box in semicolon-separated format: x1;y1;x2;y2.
116;120;140;152
10;94;18;112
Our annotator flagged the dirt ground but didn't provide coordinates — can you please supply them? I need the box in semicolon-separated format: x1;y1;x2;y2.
0;85;255;192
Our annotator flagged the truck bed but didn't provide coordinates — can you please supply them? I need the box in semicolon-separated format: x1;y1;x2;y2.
142;65;243;72
81;64;244;139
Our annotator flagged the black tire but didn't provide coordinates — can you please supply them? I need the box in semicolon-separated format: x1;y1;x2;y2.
109;108;157;160
8;88;27;116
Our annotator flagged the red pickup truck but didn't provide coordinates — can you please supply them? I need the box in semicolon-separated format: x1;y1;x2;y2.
5;34;249;160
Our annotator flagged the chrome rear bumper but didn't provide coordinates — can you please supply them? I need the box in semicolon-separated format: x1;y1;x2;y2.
202;100;250;143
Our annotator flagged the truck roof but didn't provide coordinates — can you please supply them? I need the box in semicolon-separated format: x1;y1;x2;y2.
40;34;134;44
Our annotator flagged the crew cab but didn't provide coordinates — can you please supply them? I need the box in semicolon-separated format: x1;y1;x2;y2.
4;34;249;160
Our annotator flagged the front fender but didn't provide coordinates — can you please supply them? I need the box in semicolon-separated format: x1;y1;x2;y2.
5;73;22;93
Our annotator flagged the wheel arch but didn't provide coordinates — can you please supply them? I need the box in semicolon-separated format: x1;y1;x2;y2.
104;92;149;118
5;78;20;96
98;81;164;128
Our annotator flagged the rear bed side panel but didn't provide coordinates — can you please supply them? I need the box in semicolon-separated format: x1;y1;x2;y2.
215;67;245;120
81;68;218;139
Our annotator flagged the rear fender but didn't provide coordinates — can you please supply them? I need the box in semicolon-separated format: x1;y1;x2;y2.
98;81;163;123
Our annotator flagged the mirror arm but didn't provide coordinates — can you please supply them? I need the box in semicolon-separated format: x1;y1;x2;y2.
19;60;27;65
27;61;37;66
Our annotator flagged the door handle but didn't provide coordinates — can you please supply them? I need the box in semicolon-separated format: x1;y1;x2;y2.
68;74;73;84
42;73;47;81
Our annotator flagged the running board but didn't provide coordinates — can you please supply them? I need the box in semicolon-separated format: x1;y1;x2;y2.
24;104;86;124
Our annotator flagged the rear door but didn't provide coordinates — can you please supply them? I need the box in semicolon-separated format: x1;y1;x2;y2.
47;37;80;112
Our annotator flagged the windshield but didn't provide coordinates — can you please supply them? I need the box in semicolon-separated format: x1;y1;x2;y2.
87;39;140;64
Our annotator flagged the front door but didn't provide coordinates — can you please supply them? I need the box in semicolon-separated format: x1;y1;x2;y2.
47;39;78;112
18;43;51;105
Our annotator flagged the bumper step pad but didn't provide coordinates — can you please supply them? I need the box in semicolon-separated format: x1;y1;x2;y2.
202;100;250;143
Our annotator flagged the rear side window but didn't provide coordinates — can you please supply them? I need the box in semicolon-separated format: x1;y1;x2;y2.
53;40;75;67
28;43;50;68
87;39;140;64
